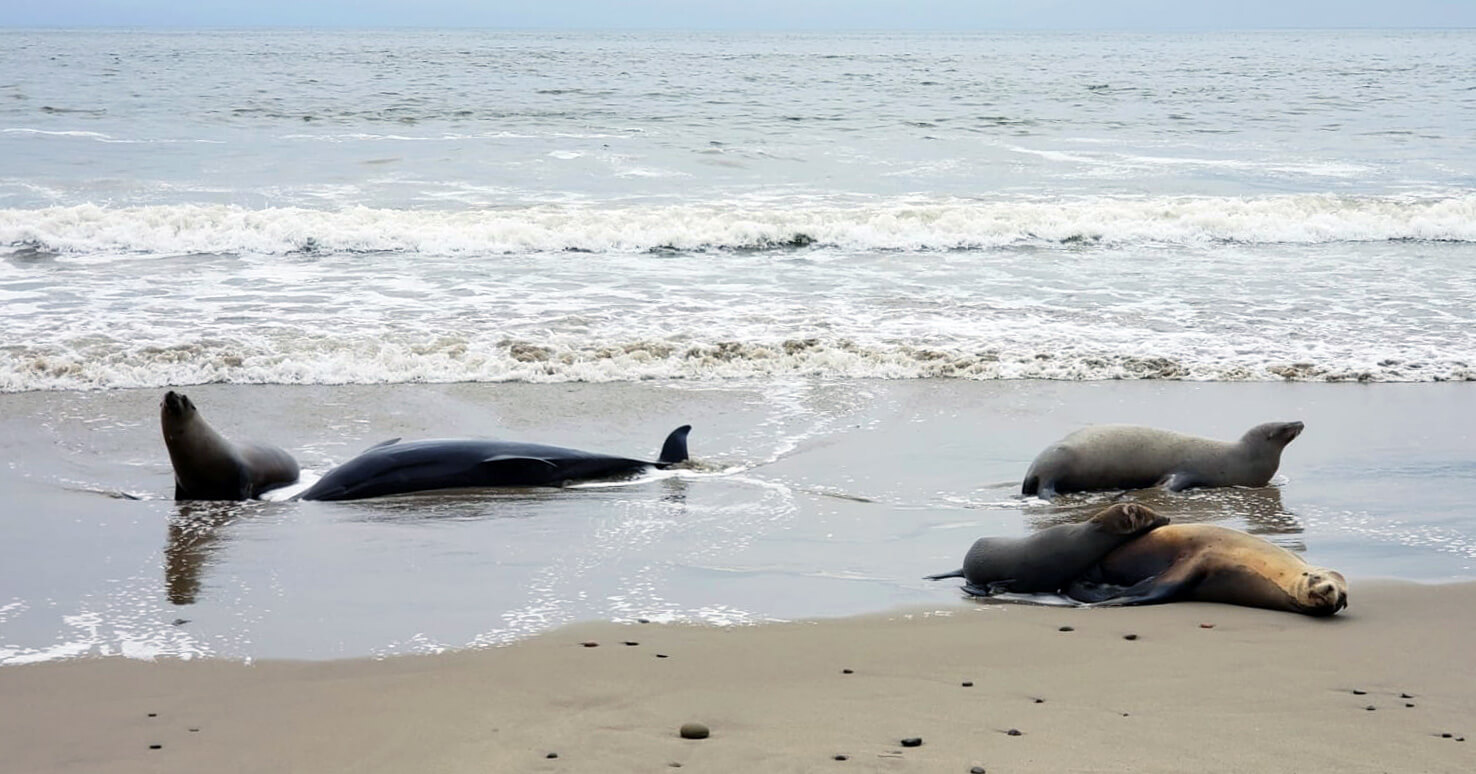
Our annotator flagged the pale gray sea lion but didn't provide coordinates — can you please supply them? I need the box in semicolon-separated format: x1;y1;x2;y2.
1066;524;1348;616
925;502;1169;596
1021;421;1304;500
296;425;692;501
160;390;300;501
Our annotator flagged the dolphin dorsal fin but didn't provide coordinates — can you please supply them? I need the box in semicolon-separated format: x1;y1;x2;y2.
362;438;402;454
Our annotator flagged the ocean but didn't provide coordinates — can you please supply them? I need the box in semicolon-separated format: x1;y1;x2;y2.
1;29;1473;663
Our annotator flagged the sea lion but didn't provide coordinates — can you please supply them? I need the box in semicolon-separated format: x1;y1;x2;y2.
1066;524;1348;616
1021;421;1305;500
925;502;1169;596
296;425;692;501
160;390;300;501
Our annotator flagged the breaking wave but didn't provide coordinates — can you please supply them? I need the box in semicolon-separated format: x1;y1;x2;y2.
4;194;1475;257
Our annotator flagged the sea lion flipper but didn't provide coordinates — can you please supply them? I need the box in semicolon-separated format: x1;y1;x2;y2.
1074;573;1186;607
658;425;692;466
924;569;965;581
1160;472;1198;492
961;580;1015;597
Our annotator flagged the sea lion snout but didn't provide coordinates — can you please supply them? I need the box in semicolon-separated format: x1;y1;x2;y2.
162;390;187;415
1302;569;1348;615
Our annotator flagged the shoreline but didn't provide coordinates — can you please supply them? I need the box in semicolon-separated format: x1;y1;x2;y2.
4;579;1474;773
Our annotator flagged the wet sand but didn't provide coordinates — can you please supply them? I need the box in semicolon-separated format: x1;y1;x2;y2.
2;379;1475;662
3;580;1473;773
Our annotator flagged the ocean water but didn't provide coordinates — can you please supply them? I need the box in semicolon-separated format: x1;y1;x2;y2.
3;29;1475;388
1;30;1475;664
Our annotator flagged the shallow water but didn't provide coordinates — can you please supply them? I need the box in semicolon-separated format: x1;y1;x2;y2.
1;380;1472;664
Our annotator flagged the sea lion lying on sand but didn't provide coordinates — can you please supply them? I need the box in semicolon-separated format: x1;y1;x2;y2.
296;425;692;501
1067;524;1348;616
160;390;300;501
926;502;1169;596
1022;421;1305;500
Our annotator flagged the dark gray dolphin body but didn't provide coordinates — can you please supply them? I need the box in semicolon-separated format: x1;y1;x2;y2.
925;503;1169;597
297;425;692;501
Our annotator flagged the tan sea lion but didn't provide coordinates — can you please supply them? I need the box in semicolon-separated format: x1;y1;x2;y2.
1022;421;1304;500
1066;524;1348;616
926;502;1169;596
160;390;300;501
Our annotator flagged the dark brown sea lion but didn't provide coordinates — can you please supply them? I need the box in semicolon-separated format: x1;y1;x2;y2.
926;502;1169;596
1066;524;1348;616
160;390;300;501
1022;421;1305;500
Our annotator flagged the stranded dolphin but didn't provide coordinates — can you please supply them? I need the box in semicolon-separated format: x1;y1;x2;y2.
296;425;692;501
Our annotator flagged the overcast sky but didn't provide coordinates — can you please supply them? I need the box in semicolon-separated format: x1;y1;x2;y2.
2;1;1473;30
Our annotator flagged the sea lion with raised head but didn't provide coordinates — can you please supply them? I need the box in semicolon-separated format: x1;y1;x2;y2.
1066;524;1348;616
160;390;300;501
296;425;693;501
926;502;1169;597
1021;421;1304;500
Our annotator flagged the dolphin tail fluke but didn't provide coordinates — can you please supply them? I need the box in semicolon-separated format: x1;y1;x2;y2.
658;425;692;466
924;569;965;581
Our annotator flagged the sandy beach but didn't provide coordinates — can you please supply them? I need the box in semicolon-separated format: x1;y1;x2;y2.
4;580;1472;773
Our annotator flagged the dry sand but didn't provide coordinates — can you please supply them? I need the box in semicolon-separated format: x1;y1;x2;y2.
3;581;1473;774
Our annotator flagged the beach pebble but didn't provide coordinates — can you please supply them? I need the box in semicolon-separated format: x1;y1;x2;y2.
1058;626;1074;632
1123;634;1138;641
656;654;669;658
1406;703;1416;708
900;737;923;747
971;767;987;774
1401;692;1414;698
842;668;854;674
623;641;639;646
833;754;849;761
188;728;199;733
1352;689;1367;695
581;641;599;648
546;752;558;759
961;681;973;687
171;618;190;626
147;713;157;718
1006;729;1022;736
1199;623;1214;629
679;722;710;740
148;744;162;750
1365;705;1376;711
1034;698;1045;704
638;618;651;624
1440;733;1453;738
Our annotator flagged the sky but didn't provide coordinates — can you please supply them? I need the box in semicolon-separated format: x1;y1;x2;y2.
1;0;1473;30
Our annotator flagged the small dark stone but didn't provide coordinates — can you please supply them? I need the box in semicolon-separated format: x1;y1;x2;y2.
638;618;651;624
1034;698;1044;704
670;764;683;768
842;668;854;674
971;768;987;774
1006;729;1022;736
148;744;162;750
147;713;157;718
656;654;669;658
679;722;710;740
546;752;558;759
900;737;923;747
1058;626;1074;632
1123;634;1138;641
1122;713;1130;717
1407;703;1416;708
1401;692;1413;699
171;618;190;626
833;754;849;761
581;641;599;648
624;641;639;646
188;728;199;733
1365;705;1376;711
961;681;973;687
1352;689;1367;695
1457;737;1466;742
1199;623;1214;629
1441;733;1453;738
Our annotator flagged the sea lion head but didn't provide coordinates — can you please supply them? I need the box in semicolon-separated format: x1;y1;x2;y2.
1091;502;1170;536
161;390;197;421
1293;567;1348;616
1244;421;1305;449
